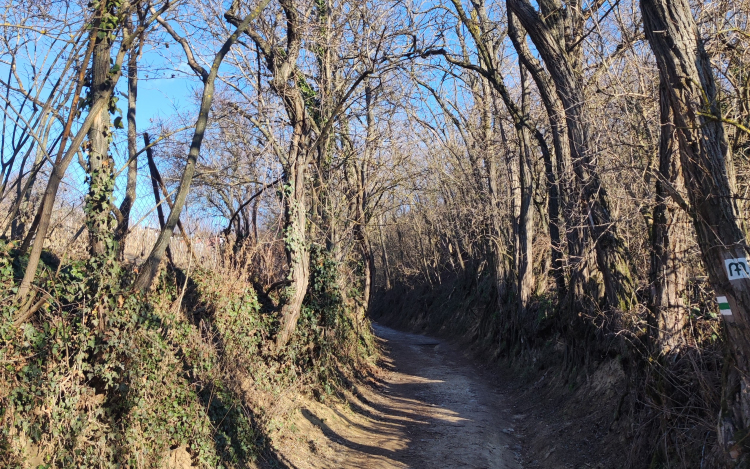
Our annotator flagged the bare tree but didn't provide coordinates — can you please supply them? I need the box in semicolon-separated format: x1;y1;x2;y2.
16;0;173;306
642;0;750;458
132;0;272;291
114;12;149;260
507;0;637;318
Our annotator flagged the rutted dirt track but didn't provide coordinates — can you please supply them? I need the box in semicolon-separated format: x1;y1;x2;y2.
270;324;523;468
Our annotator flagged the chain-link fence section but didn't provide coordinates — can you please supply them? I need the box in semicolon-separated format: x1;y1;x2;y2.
2;134;226;270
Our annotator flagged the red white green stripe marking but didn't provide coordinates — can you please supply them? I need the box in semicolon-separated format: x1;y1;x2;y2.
717;296;732;316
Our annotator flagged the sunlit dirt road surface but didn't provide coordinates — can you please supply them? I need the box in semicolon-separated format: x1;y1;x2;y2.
271;324;523;469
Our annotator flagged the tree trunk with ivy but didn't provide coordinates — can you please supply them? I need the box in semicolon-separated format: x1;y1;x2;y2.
85;19;116;257
276;147;311;348
14;0;172;304
230;0;313;348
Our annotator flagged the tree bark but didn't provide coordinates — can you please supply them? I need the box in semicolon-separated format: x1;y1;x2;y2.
14;2;173;306
144;133;198;263
15;28;109;303
228;0;313;348
233;0;371;346
517;64;535;311
378;214;392;290
650;78;689;354
641;0;750;458
445;0;554;310
275;154;311;347
507;11;567;297
360;235;375;315
85;25;115;257
115;45;140;260
356;80;377;316
508;0;637;317
493;122;513;302
144;133;174;267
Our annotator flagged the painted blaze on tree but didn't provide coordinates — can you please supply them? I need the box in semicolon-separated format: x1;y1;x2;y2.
725;258;750;281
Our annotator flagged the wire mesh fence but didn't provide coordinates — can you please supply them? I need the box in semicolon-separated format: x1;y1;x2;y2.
1;133;227;270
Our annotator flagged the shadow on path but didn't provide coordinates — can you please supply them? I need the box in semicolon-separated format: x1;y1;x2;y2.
293;323;522;469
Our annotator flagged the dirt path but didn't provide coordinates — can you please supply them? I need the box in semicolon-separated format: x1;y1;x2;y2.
271;324;523;468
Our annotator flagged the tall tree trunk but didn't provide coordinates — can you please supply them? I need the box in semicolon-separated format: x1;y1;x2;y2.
650;79;689;354
275;143;311;348
85;28;115;257
505;133;522;300
360;235;375;315
508;0;637;317
115;46;140;260
144;133;174;267
507;11;566;297
492;123;512;303
355;80;377;316
642;0;750;459
133;5;269;291
15;28;107;304
378;214;392;290
445;0;555;309
252;198;259;244
517;65;535;311
14;2;174;305
231;0;319;348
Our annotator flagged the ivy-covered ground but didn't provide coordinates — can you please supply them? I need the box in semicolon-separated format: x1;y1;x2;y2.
0;240;377;468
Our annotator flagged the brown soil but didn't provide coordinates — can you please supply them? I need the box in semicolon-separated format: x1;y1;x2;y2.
269;324;523;468
499;359;629;469
158;321;629;468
